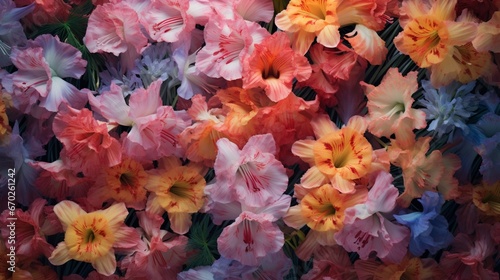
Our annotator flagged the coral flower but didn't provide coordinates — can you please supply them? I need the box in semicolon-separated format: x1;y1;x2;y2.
49;201;140;276
361;68;426;148
145;157;207;234
292;114;373;193
241;32;311;102
87;158;149;210
52;105;122;177
394;0;477;68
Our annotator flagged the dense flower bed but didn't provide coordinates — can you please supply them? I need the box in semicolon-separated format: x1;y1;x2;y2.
0;0;499;279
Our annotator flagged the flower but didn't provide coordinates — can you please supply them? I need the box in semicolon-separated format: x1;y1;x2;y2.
472;11;500;52
52;105;122;177
241;32;311;102
195;15;270;80
418;80;478;140
394;191;454;256
133;42;177;88
0;0;34;67
394;0;477;69
472;181;500;217
291;114;373;193
217;211;284;266
301;245;357;280
143;0;195;43
274;0;390;55
335;171;410;263
145;156;207;234
13;0;70;27
87;158;149;210
205;134;288;208
4;34;88;112
355;255;445;279
361;68;426;148
49;201;140;276
120;211;189;279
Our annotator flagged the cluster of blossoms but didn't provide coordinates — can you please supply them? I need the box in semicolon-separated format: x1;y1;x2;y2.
0;0;499;279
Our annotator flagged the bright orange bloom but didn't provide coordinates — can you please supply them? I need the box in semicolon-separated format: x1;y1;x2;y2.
145;157;207;234
87;158;149;210
394;0;477;69
292;114;373;193
49;201;139;276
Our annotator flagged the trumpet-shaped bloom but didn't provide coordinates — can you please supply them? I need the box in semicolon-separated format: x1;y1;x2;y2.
241;32;311;102
335;171;410;263
0;198;60;259
291;114;373;193
143;0;195;43
472;181;500;217
361;68;426;148
49;201;140;276
83;1;147;57
87;158;149;210
195;15;270;80
120;211;189;279
88;80;191;162
145;157;207;234
5;34;87;112
394;191;454;256
217;211;284;266
205;134;288;208
0;0;34;67
275;0;389;55
52;105;122;177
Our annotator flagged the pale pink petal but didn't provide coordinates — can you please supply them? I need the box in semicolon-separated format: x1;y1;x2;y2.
39;77;87;111
241;133;276;157
235;0;274;23
87;83;133;125
300;166;328;189
92;250;117;276
283;205;307;229
311;114;338;138
48;242;71;265
217;211;284;266
144;0;195;43
52;200;86;230
128;80;163;119
291;139;316;165
114;226;141;251
345;24;387;65
316;24;341;48
100;202;129;230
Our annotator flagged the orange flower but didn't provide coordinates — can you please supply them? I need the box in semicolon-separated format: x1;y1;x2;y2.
145;157;207;234
394;0;477;69
275;0;389;55
87;158;149;210
49;201;139;276
292;114;373;193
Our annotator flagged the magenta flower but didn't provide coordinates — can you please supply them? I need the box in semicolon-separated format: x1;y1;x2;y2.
205;133;288;208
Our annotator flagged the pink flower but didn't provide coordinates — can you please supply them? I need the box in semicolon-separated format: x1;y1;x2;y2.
143;0;195;43
88;80;191;162
120;211;189;279
83;1;148;71
195;15;270;80
0;198;61;259
241;32;312;102
301;245;357;280
210;0;275;23
52;104;122;176
205;134;288;208
217;211;284;266
6;34;87;112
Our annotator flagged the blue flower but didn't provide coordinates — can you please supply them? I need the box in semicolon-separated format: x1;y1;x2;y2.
418;80;479;141
394;191;453;256
133;42;177;87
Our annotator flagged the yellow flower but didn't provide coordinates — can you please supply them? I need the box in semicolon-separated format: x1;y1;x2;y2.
292;114;373;193
49;201;136;276
145;157;207;234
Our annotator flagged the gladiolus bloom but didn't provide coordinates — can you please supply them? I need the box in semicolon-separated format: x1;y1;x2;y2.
49;201;140;276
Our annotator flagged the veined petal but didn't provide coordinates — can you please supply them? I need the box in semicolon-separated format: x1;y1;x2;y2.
214;138;241;176
316;24;341;48
283;205;307;229
311;114;338;138
242;133;276;156
168;212;192;235
100;203;129;230
291;139;316;165
92;250;117;276
53;200;86;230
39;77;87;112
431;0;457;21
290;29;316;55
446;21;478;46
301;166;328;189
345;24;387;65
87;83;133;126
48;242;71;265
129;80;163;119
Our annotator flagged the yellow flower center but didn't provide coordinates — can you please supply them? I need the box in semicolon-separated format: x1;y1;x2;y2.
473;182;500;216
65;213;114;262
313;127;372;180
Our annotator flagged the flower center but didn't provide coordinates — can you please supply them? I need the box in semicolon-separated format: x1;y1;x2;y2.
119;172;136;188
83;229;96;243
170;181;191;198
